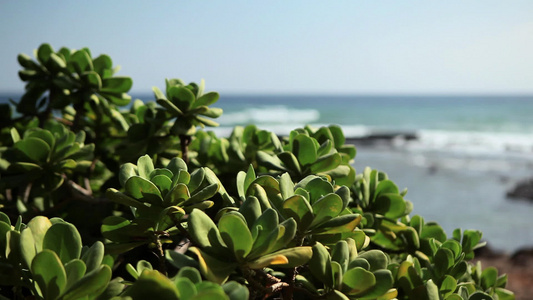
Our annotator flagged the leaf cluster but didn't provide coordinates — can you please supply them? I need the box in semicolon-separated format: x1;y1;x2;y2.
0;44;515;300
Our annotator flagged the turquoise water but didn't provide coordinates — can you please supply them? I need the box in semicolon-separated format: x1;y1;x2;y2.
2;93;533;251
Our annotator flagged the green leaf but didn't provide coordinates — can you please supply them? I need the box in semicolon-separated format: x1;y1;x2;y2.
157;98;184;116
282;195;314;231
31;250;67;300
82;71;102;89
81;241;104;273
37;43;54;64
189;247;236;285
374;193;406;219
175;277;197;299
64;259;86;291
310;193;343;228
14;137;51;163
358;250;388;272
27;216;52;252
238;196;262;231
222;281;249;300
122;269;179;299
194;92;220;108
188;209;228;256
62;265;111;300
101;77;133;93
43;222;82;264
151;175;172;197
310;152;342;173
125;176;163;206
20;228;37;268
137;154;154;180
480;267;498;290
218;212;253;260
309;242;333;288
434;248;455;277
342;267;375;296
247;247;312;269
440;275;457;297
168;86;195;110
293;134;318;165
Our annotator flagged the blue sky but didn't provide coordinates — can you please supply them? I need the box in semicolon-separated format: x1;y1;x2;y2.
1;1;532;95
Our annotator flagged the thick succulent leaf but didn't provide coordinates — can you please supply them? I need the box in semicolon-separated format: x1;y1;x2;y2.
151;175;172;197
184;183;219;206
310;193;344;228
27;216;52;252
188;209;228;256
20;228;37;268
136;155;154;180
62;265;111;300
434;248;455;277
168;86;195;110
310;152;342;173
279;172;295;200
342;267;375;296
81;241;105;273
37;43;54;64
250;208;278;244
25;129;55;149
218;212;253;260
122;269;179;299
194;92;220;108
247;247;312;269
125;176;163;206
43;222;82;264
165;183;190;206
14;137;51;163
357;269;394;299
189;247;237;285
293;134;318;165
313;214;362;235
157;98;183;116
278;151;302;175
101;77;132;93
282;195;314;231
199;107;223;118
167;157;188;173
31;250;67;300
222;281;249;300
238;196;262;229
64;259;86;291
358;250;389;272
175;277;197;299
332;240;350;274
309;242;333;288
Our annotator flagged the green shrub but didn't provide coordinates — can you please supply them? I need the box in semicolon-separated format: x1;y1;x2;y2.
0;43;515;300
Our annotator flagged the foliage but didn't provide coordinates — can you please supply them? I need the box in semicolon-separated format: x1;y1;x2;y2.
0;43;515;299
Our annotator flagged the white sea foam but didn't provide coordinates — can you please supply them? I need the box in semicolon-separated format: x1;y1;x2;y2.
408;130;533;157
217;105;320;125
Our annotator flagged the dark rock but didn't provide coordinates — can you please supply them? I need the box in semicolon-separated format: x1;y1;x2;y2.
507;178;533;201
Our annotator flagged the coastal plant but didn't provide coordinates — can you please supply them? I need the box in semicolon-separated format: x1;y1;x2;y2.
0;121;94;215
153;79;223;163
0;43;516;300
0;214;114;299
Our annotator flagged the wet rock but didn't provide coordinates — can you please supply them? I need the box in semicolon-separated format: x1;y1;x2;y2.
507;178;533;201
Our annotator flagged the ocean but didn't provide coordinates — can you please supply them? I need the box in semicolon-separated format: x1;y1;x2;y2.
2;93;533;252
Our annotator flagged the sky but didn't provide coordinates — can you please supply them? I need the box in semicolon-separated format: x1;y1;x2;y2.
1;1;532;95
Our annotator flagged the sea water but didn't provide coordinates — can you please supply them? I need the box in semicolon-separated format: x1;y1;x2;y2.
2;93;533;251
